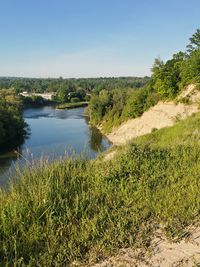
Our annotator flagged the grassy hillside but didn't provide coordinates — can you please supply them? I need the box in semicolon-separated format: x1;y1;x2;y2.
0;112;200;266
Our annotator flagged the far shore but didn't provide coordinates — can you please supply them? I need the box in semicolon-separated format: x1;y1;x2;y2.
56;101;89;109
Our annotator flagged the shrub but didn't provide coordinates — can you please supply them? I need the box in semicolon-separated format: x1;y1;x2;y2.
71;97;80;103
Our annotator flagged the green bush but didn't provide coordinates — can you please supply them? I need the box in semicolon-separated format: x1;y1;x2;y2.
71;97;80;103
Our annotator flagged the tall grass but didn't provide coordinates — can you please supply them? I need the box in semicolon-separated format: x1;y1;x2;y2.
0;114;200;266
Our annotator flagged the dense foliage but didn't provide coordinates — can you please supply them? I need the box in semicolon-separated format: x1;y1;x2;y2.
89;29;200;132
151;29;200;98
0;89;26;149
0;112;200;266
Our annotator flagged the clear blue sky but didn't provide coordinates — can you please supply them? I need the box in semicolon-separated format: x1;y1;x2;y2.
0;0;199;78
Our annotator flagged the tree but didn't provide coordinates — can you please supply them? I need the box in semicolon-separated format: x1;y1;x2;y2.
151;56;183;98
122;88;149;119
180;49;200;85
187;28;200;53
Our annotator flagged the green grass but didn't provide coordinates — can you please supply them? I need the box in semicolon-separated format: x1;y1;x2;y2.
56;102;88;109
0;113;200;266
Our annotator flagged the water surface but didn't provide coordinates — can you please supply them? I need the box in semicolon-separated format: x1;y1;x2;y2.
0;106;111;186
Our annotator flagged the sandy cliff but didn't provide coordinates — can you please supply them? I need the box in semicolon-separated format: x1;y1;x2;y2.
107;85;200;145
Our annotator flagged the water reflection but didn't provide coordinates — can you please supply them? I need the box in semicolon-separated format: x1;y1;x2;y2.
0;148;22;187
88;126;105;151
0;106;111;186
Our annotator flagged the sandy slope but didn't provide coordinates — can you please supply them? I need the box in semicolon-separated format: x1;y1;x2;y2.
108;101;198;145
92;227;200;267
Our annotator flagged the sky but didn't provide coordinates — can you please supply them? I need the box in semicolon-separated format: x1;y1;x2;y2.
0;0;199;78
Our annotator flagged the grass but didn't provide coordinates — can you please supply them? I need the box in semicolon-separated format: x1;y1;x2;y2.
0;113;200;266
56;102;89;109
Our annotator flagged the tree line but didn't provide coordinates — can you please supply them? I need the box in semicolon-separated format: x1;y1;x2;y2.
0;77;150;104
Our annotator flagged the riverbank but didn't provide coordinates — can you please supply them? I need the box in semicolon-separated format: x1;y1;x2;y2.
56;101;88;109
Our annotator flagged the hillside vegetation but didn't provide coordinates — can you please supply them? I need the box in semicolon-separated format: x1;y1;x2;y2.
89;29;200;132
107;85;199;145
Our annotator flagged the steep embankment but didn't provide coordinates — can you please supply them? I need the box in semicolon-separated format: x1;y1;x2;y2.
107;85;200;145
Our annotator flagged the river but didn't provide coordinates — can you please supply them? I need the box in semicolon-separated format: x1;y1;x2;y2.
0;106;111;187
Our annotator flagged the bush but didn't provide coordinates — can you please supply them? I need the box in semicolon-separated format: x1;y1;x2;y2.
71;97;80;103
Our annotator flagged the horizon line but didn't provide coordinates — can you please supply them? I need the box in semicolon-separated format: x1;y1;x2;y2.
0;75;151;80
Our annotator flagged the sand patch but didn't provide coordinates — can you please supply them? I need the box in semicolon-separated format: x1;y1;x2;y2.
108;101;198;145
92;226;200;267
